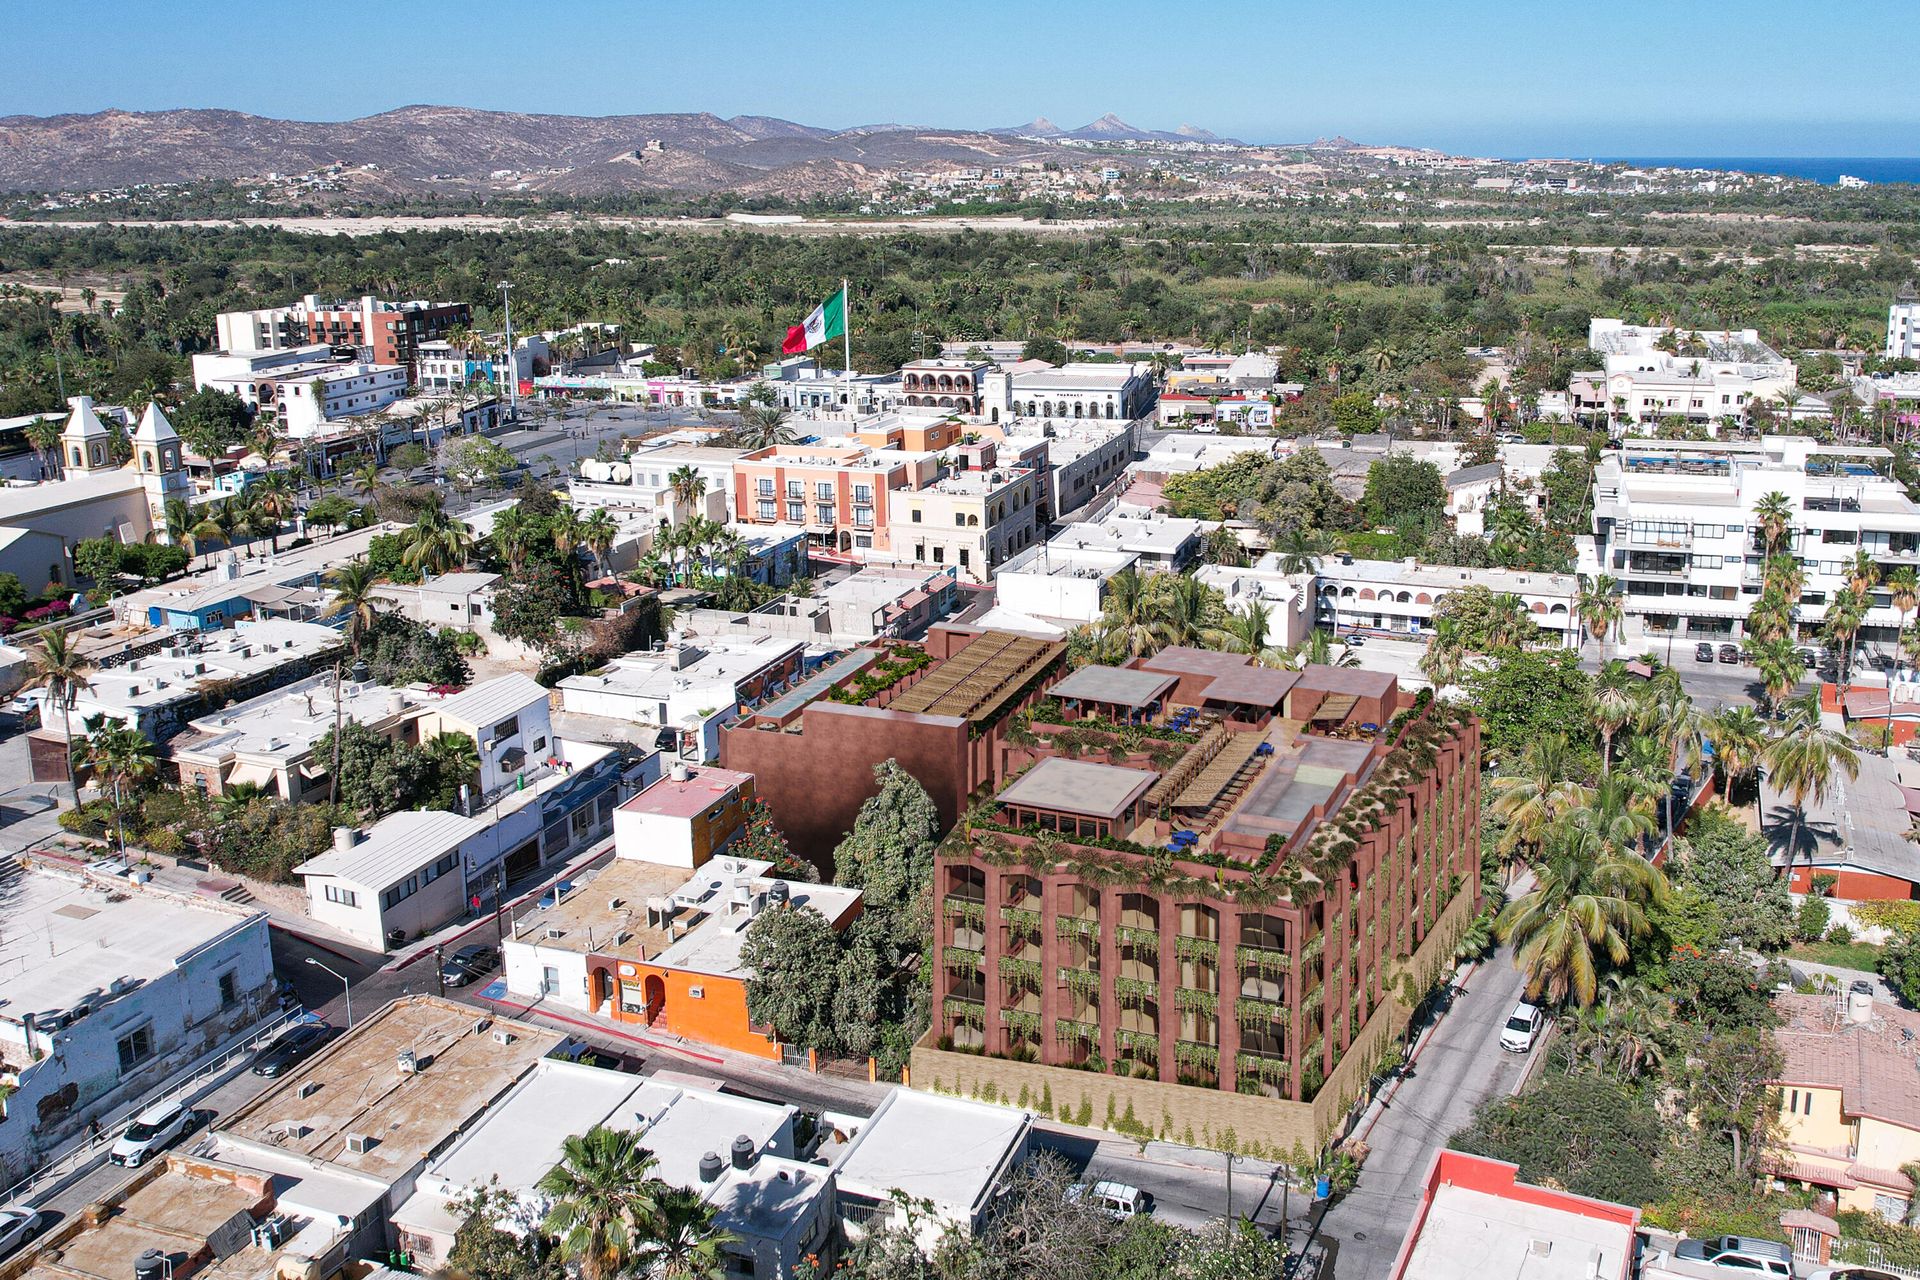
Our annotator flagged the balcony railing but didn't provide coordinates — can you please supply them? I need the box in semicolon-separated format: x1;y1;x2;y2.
1237;1050;1290;1086
1115;1027;1160;1061
1058;967;1102;1001
1055;915;1101;942
942;896;986;929
1236;996;1291;1030
1055;1018;1099;1047
1174;935;1220;964
1002;905;1042;938
1115;923;1160;951
945;996;984;1026
1175;987;1219;1017
1237;943;1290;977
1003;1008;1040;1039
1115;976;1159;1009
942;946;983;975
998;955;1042;986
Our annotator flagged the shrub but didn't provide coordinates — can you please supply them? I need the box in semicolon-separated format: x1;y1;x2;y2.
1825;922;1855;945
1853;900;1920;933
1797;894;1832;943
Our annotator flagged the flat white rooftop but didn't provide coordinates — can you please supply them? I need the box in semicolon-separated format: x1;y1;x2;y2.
176;670;418;763
558;637;801;703
61;619;341;718
0;863;257;1027
1398;1181;1634;1280
608;1080;796;1193
836;1090;1031;1214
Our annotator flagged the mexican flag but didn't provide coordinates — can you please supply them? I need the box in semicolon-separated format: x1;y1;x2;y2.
782;286;846;354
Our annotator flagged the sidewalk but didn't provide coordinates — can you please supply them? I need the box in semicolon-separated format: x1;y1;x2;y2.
382;834;620;972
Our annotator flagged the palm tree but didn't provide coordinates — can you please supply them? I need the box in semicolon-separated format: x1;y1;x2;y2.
190;498;244;560
1150;574;1225;651
1485;592;1539;650
1763;696;1861;882
31;629;95;804
1705;705;1769;812
1488;733;1581;863
400;506;475;579
1744;634;1803;713
733;403;793;450
667;465;708;518
487;502;536;577
1280;628;1359;670
1575;573;1622;653
1496;820;1669;1007
1419;617;1467;692
325;560;386;655
1098;568;1157;660
164;498;206;566
538;1127;665;1280
1823;586;1868;688
581;508;618;580
250;472;296;553
81;716;159;846
424;731;482;796
1270;529;1325;576
1203;524;1247;567
1890;567;1919;672
214;780;267;822
1753;491;1795;578
1216;600;1277;661
1586;661;1636;778
637;1209;735;1280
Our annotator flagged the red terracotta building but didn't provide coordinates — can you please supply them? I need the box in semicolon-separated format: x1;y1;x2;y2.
931;657;1480;1103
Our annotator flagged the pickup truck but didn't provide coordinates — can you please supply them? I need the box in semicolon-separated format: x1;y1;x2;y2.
1641;1238;1793;1279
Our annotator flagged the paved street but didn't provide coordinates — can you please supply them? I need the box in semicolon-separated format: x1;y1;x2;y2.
1315;941;1536;1279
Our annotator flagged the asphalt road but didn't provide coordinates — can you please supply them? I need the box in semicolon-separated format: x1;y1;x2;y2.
1314;940;1537;1279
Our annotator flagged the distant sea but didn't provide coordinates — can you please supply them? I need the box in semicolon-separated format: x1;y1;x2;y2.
1583;156;1920;185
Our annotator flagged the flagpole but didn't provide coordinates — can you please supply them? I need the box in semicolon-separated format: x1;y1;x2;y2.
842;277;852;405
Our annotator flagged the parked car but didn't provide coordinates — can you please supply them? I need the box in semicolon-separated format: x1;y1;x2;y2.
1871;651;1896;671
0;1208;45;1260
1344;634;1367;648
440;944;498;988
1067;1180;1150;1220
1808;1267;1903;1280
1498;1002;1544;1054
108;1100;195;1167
1717;643;1741;664
1694;642;1715;662
1798;647;1822;669
537;880;576;910
252;1022;333;1077
1673;1236;1792;1276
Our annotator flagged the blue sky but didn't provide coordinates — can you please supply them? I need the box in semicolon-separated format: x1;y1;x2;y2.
7;0;1915;156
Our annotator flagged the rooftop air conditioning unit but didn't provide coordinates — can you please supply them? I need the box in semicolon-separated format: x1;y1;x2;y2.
345;1133;376;1154
545;927;566;940
492;1029;515;1046
296;1081;321;1099
396;1049;418;1076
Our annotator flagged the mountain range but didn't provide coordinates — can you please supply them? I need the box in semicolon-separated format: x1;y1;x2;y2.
0;107;1245;197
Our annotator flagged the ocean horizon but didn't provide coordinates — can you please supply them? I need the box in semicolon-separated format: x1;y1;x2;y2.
1572;156;1920;185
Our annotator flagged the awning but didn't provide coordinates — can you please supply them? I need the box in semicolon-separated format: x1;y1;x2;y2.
224;760;276;790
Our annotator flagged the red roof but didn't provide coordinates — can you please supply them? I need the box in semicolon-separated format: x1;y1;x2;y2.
619;766;754;820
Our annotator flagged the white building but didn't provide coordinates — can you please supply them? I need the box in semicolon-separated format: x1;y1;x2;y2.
1005;361;1155;422
188;344;337;396
611;762;756;869
998;416;1136;519
557;636;804;748
834;1090;1033;1250
886;449;1043;582
1588;435;1920;652
1570;318;1798;429
571;442;743;526
1191;559;1317;648
375;570;501;639
1047;503;1208;571
410;671;556;797
390;1061;834;1280
35;617;343;739
0;858;276;1178
296;811;500;950
272;362;411;438
1316;556;1583;647
995;543;1138;626
1889;289;1920;361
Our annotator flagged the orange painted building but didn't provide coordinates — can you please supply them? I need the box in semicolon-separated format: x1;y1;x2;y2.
731;443;929;555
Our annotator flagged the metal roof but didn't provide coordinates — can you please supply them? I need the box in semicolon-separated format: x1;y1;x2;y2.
432;673;549;730
294;810;482;890
1048;664;1178;709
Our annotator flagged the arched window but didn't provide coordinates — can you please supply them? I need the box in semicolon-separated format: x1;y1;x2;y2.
142;451;155;472
71;447;82;466
1395;591;1412;604
1357;588;1376;601
1073;402;1084;418
1105;403;1115;418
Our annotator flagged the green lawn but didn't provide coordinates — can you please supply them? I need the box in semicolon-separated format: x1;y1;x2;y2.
1789;939;1885;972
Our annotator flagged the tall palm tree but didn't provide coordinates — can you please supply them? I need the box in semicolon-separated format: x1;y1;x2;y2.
1574;573;1623;653
326;560;386;655
164;498;205;566
1496;820;1669;1007
1752;491;1795;582
1592;662;1638;776
31;629;95;804
1098;567;1157;660
538;1127;665;1280
1890;566;1920;672
1270;528;1325;576
582;508;618;580
1150;573;1225;650
1763;696;1861;882
487;502;536;577
1705;705;1770;813
1744;634;1803;713
1217;600;1277;662
1823;586;1868;688
667;465;708;517
1419;617;1467;691
1488;733;1582;863
250;472;296;554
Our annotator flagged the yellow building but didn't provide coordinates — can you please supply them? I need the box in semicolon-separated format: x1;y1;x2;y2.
1771;992;1920;1219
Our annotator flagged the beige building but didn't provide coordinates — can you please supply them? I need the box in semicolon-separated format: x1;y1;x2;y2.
886;442;1042;582
1771;991;1920;1219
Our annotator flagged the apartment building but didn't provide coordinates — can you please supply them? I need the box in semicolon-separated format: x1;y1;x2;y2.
1317;556;1582;648
1889;287;1920;361
1569;318;1799;428
732;443;927;555
998;415;1136;520
887;442;1043;582
213;294;470;373
571;441;744;525
1587;436;1920;651
928;657;1480;1113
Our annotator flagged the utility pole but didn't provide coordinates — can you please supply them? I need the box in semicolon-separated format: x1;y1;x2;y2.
494;865;508;945
498;281;516;422
433;944;445;998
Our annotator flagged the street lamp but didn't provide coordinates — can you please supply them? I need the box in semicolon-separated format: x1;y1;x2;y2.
1225;1151;1245;1224
304;957;353;1028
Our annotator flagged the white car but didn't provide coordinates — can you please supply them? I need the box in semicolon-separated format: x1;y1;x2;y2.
0;1207;45;1260
1067;1179;1149;1219
108;1100;194;1167
1498;1002;1544;1053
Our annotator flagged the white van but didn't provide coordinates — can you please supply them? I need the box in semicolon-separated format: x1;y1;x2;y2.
1069;1180;1149;1219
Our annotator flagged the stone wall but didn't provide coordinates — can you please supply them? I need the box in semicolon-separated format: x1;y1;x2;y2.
910;878;1480;1159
